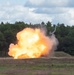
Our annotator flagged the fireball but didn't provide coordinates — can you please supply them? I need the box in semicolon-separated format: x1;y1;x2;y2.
8;28;53;59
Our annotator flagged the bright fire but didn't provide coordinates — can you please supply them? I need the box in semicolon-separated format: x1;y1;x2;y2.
8;28;53;59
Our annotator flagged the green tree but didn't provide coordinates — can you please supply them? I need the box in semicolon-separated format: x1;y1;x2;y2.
0;31;7;56
4;30;16;45
46;21;52;35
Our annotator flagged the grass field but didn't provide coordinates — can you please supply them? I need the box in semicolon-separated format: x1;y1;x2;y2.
0;57;74;75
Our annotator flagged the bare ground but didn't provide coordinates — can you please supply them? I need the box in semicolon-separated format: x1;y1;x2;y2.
0;57;74;75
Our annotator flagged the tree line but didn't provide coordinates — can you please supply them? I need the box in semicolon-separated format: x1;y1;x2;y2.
0;21;74;57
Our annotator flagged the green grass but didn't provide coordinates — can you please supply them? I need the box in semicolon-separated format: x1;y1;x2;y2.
0;57;74;75
54;51;71;57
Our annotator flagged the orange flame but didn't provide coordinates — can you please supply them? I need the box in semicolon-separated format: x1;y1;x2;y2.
8;28;53;59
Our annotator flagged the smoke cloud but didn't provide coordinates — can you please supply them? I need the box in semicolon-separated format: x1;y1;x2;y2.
8;26;59;59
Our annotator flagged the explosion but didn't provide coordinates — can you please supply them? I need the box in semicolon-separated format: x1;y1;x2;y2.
8;27;58;59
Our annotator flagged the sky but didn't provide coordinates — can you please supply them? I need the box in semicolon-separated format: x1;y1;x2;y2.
0;0;74;25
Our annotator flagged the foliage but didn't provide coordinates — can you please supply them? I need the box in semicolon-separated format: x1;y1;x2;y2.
0;21;74;56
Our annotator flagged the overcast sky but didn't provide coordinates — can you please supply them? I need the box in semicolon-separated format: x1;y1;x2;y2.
0;0;74;25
